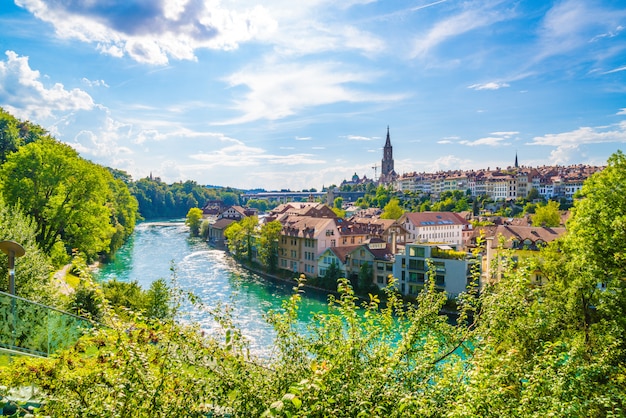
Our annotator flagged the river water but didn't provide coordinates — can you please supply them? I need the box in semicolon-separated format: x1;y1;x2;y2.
94;221;331;356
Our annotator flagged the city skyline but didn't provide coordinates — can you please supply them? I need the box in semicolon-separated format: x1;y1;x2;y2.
1;1;625;190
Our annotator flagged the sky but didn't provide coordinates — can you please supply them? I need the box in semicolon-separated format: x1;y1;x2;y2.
1;0;625;191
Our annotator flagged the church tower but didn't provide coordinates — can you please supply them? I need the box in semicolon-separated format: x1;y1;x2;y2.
380;126;394;182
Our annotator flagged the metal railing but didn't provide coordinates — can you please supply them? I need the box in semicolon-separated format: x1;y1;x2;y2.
0;291;91;357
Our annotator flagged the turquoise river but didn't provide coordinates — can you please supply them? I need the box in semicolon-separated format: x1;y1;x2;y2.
94;220;332;356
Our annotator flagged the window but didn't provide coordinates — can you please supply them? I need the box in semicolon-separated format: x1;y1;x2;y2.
408;259;425;270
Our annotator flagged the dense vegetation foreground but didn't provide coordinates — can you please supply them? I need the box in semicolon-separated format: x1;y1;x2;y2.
0;106;624;416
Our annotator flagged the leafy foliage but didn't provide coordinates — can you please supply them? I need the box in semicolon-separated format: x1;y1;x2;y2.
224;216;258;262
130;178;240;220
258;220;282;272
532;199;561;227
185;207;204;236
0;195;54;303
380;197;404;219
0;138;136;261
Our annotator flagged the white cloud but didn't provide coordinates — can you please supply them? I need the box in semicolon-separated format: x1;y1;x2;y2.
536;0;626;62
460;136;508;147
468;82;510;90
603;66;626;75
529;123;626;147
423;154;473;172
0;50;94;120
220;61;405;123
618;108;626;115
296;136;312;141
15;0;387;65
459;131;515;147
190;135;325;168
81;78;109;88
345;135;374;141
15;0;278;65
491;131;518;137
411;3;510;58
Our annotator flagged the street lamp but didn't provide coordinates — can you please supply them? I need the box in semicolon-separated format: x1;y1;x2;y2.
0;240;26;295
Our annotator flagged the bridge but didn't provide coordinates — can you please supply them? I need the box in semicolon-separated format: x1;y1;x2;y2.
241;191;327;203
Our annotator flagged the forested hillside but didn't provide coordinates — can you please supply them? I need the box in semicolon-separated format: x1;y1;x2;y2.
130;177;240;219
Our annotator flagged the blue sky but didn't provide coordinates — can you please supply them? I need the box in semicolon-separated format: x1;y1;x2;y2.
1;0;625;191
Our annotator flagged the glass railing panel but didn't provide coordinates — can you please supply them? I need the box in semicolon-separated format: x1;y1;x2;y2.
0;291;91;357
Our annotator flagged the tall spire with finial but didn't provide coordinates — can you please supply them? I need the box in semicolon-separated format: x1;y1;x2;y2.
515;151;519;169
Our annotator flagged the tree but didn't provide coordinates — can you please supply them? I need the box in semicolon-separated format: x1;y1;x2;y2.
145;278;173;320
224;216;258;262
526;187;540;201
380;198;404;219
333;197;343;210
258;220;282;272
0;138;116;260
357;261;373;291
323;260;342;286
532;200;560;227
185;207;204;236
0;194;54;304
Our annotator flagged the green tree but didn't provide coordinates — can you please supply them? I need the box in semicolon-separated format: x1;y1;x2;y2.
532;200;560;227
333;196;343;210
224;216;258;262
526;187;540;201
0;138;116;260
357;261;373;291
0;194;54;303
323;260;342;286
185;207;204;236
102;279;146;314
258;220;282;272
380;198;404;219
145;278;173;320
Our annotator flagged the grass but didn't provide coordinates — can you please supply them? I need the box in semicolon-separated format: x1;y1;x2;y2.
65;273;80;289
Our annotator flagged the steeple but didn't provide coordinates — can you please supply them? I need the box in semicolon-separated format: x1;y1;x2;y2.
385;125;391;147
380;126;395;183
515;152;519;169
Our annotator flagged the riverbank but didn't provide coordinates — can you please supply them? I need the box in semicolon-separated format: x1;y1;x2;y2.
220;251;460;320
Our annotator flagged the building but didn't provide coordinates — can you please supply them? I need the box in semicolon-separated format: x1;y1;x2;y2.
393;243;476;298
379;126;397;185
318;238;394;289
478;225;566;285
398;211;468;246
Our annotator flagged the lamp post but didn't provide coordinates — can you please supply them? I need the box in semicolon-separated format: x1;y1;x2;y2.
0;240;26;295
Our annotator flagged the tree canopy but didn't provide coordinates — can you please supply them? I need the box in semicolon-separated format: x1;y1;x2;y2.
0;138;123;260
185;207;204;237
532;200;561;227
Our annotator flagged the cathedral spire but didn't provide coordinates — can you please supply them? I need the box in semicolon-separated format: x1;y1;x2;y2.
515;152;519;169
381;126;395;183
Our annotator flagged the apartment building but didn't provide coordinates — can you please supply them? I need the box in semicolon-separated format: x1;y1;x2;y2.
398;211;468;245
393;243;475;298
